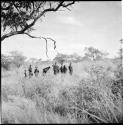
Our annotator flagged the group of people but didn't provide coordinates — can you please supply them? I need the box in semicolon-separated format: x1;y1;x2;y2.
24;62;73;78
52;62;73;75
24;65;39;78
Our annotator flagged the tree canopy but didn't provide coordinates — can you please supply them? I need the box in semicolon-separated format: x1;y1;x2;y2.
1;1;76;57
1;1;76;41
1;54;12;70
84;47;109;61
9;51;27;68
53;52;83;63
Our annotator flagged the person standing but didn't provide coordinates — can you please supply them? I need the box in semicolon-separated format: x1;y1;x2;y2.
28;65;33;78
68;62;73;75
34;66;39;77
63;65;67;74
24;69;27;78
53;62;59;75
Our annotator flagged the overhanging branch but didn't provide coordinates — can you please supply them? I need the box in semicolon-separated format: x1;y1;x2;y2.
24;32;57;58
1;1;76;42
1;1;75;58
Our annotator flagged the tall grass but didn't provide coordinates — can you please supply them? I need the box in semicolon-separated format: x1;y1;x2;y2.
1;60;123;123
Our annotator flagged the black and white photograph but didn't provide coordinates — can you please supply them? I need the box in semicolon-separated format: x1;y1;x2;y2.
1;1;123;124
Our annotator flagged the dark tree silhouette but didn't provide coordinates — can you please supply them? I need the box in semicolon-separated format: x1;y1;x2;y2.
1;1;76;56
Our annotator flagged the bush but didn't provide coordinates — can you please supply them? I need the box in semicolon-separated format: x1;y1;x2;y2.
1;60;123;123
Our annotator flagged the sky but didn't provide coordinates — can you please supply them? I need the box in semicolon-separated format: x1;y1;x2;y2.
1;1;122;60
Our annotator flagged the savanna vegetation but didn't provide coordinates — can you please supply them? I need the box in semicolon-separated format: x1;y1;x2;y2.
1;47;123;124
1;1;122;124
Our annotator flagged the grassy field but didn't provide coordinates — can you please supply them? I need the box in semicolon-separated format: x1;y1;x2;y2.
1;60;123;123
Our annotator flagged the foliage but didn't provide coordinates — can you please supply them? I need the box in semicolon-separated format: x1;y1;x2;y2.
9;51;27;68
53;52;83;64
28;58;38;64
1;1;76;41
1;54;12;70
1;60;123;123
53;53;66;64
84;47;108;61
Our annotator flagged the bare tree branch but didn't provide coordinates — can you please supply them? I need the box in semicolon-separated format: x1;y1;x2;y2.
45;37;56;50
1;1;76;57
24;32;57;58
42;37;48;58
1;1;76;42
24;32;40;38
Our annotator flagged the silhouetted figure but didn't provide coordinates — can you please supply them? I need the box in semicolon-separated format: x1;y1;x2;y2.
60;64;64;73
43;66;50;74
28;65;33;78
68;62;73;75
24;69;27;77
34;66;39;77
52;62;59;75
56;65;59;74
63;65;67;74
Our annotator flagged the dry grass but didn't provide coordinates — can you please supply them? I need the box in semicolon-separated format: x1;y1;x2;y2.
1;60;123;123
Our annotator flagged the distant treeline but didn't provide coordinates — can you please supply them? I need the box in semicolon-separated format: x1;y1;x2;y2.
1;47;121;71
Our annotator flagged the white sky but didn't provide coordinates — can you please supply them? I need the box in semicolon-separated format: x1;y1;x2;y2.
1;1;122;60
